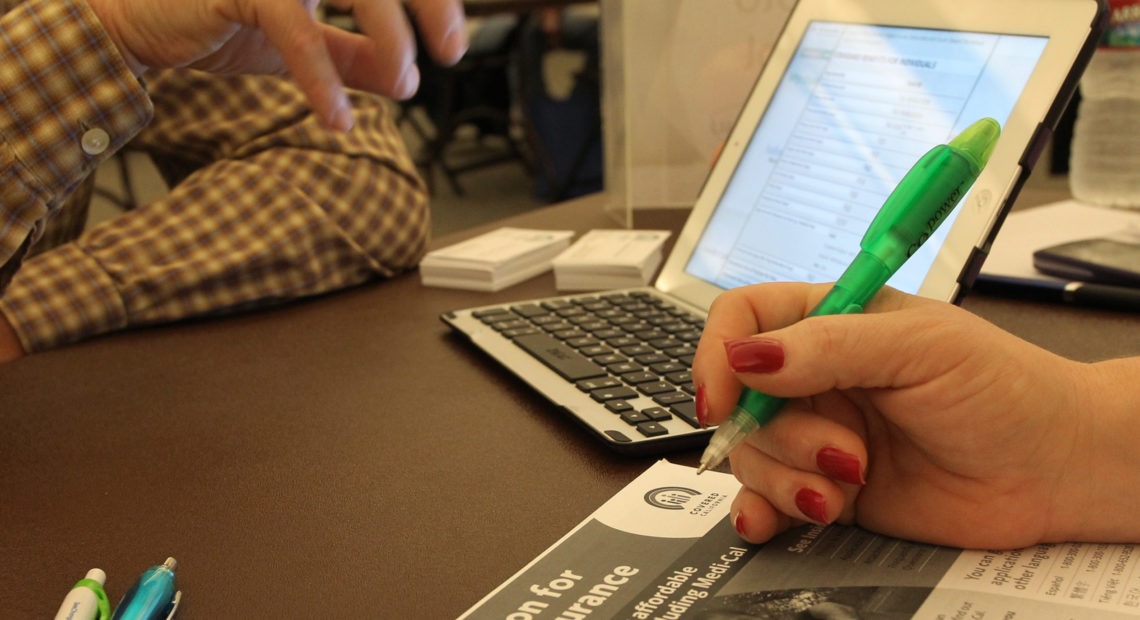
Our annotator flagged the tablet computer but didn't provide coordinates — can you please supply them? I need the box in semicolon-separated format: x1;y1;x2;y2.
660;0;1109;308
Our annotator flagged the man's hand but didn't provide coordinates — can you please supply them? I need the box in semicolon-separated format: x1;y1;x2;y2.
85;0;468;131
0;314;26;363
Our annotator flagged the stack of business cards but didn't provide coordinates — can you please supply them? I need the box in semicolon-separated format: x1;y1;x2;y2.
420;227;574;291
552;229;671;291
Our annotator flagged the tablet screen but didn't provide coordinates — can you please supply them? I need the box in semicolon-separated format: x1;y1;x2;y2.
683;22;1049;293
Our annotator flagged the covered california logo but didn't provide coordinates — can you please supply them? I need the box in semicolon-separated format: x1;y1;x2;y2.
643;487;702;510
594;462;738;538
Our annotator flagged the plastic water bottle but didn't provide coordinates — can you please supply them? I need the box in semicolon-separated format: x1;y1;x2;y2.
1070;0;1140;208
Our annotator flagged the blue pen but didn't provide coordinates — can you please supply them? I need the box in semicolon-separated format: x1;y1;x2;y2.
111;558;181;620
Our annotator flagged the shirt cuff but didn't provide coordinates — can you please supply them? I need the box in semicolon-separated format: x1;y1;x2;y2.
0;0;152;262
0;243;127;352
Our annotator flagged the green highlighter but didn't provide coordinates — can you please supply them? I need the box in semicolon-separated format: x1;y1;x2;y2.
697;117;1002;474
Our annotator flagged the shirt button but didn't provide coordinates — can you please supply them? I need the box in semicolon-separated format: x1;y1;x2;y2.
81;128;110;155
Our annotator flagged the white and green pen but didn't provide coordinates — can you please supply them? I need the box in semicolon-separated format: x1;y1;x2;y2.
54;568;111;620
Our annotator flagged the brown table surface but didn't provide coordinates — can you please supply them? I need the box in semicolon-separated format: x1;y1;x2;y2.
2;187;1137;618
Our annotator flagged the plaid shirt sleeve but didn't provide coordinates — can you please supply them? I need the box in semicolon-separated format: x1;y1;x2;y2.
0;7;429;353
0;0;151;291
1;69;430;353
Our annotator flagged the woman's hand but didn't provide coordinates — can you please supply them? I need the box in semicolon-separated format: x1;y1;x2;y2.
693;282;1137;548
86;0;467;130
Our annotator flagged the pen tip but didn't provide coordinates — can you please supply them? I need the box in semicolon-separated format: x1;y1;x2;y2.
696;463;708;475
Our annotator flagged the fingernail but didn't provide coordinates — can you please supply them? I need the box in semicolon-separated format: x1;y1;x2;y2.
794;488;830;524
394;63;420;100
330;96;354;132
443;24;470;63
724;337;785;374
816;446;865;485
696;384;709;428
733;511;747;537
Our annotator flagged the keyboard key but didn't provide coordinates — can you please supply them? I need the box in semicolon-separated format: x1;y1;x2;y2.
618;344;655;357
492;319;531;332
575;320;610;331
552;329;588;341
503;327;541;338
606;400;635;413
633;353;670;365
638;381;676;395
620;411;651;425
576;377;621;392
641;407;673;421
650;361;686;374
540;321;573;332
636;422;669;437
607;336;640;348
602;293;634;305
590;386;638;402
620;371;658;385
511;304;549;318
591;328;625;340
606;361;641;374
567;336;600;348
555;306;587;318
669;401;700;428
542;300;574;311
628;327;666;340
664;345;697;358
514;333;607;381
473;308;511;319
654;392;693;406
676;330;703;342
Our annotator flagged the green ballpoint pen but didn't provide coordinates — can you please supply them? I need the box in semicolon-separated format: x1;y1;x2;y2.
696;117;1002;475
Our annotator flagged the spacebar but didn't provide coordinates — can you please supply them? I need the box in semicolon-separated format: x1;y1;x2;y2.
513;333;607;381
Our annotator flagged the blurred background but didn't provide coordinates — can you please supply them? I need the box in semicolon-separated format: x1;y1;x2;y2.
91;1;1074;241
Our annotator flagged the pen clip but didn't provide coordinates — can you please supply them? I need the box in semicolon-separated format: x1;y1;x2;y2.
165;591;181;620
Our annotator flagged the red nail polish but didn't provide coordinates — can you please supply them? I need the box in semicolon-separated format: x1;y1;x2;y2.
724;337;785;374
795;488;830;524
734;511;747;537
696;384;709;428
816;446;865;485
